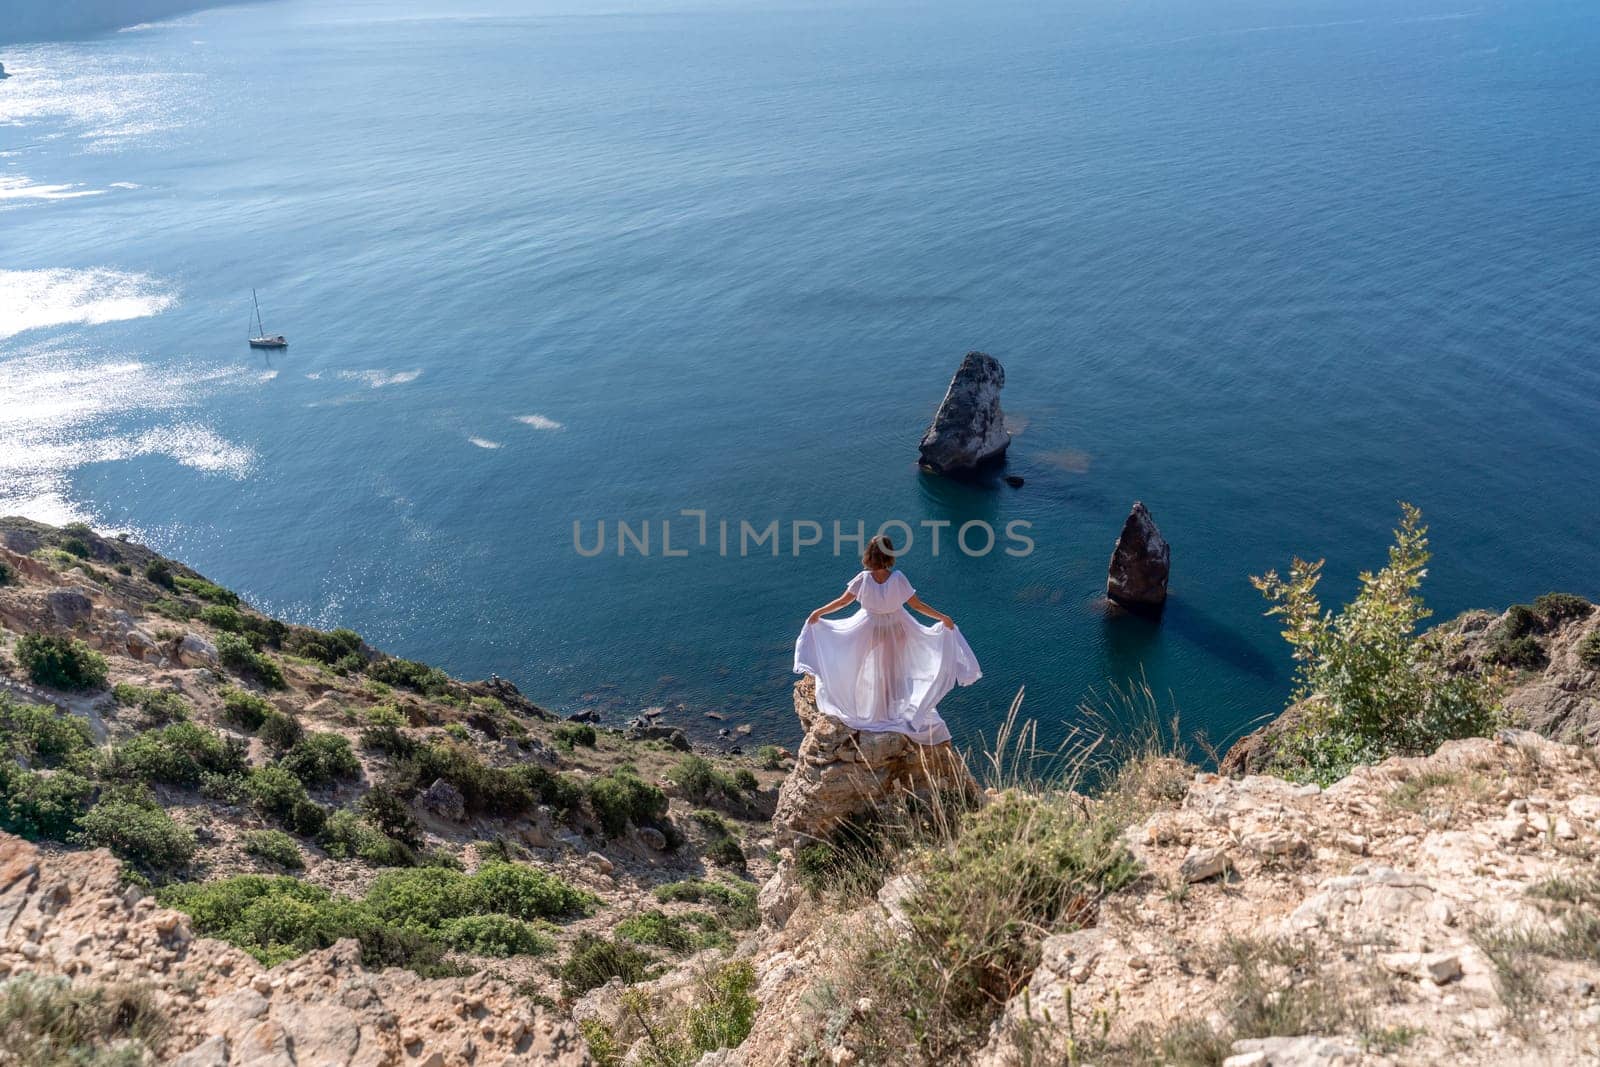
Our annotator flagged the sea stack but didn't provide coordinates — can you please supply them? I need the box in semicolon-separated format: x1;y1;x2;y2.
1106;501;1170;613
918;351;1011;475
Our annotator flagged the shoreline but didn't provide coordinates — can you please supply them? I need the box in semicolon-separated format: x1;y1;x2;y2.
0;0;252;47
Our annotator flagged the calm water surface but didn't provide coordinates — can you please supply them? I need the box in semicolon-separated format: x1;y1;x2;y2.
3;0;1598;752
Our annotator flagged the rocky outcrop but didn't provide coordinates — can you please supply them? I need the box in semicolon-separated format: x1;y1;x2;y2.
772;676;980;850
917;352;1010;475
976;730;1600;1065
45;587;94;627
1106;501;1170;612
0;833;589;1065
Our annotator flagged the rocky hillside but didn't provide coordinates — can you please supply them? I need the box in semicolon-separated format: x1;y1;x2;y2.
5;515;1600;1065
631;687;1600;1067
0;517;789;1064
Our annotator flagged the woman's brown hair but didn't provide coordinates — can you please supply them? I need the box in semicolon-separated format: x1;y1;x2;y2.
862;534;897;571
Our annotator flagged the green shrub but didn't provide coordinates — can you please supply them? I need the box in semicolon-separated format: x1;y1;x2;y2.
151;598;192;621
243;829;304;869
216;633;285;690
74;792;196;872
443;722;469;741
0;765;93;840
199;771;249;805
156;876;451;973
14;633;108;692
617;910;701;952
588;765;670;837
284;627;364;667
318;808;415;867
61;537;91;559
359;868;473;935
521;763;586;813
198;604;244;632
112;682;189;724
390;742;572;818
245;766;326;836
755;744;784;770
364;862;591;934
1252;504;1504;784
103;722;245;788
1580;631;1600;669
704;836;747;869
220;687;273;731
439;914;554;957
685;961;758;1057
1533;592;1593;625
733;769;759;793
470;861;595;921
258;709;304;751
367;656;450;696
359;784;423;847
144;561;175;588
281;733;361;788
360;716;416;758
0;974;168;1064
0;694;94;771
0;560;14;586
115;562;132;576
554;722;597;749
560;932;657;996
652;879;759;929
1490;633;1547;670
172;575;238;606
668;756;742;807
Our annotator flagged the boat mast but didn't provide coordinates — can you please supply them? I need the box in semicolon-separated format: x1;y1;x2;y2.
252;289;265;337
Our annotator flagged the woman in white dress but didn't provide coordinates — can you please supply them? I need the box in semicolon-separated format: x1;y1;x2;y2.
793;535;981;745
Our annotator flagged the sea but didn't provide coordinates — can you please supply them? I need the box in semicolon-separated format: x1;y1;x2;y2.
2;0;1597;755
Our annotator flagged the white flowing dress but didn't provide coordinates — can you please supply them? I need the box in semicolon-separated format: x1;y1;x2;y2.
793;570;981;745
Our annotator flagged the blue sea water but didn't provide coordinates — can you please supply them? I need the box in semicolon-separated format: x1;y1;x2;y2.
2;0;1598;754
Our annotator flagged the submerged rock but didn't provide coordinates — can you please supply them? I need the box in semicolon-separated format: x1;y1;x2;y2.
1106;502;1170;613
918;351;1011;474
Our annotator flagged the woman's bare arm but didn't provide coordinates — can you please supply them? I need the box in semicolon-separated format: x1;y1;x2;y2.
808;592;857;624
906;594;954;627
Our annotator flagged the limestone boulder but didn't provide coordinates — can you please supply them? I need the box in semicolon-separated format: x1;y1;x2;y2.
772;676;981;849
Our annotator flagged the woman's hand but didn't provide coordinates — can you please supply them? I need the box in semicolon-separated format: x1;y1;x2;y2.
939;615;955;628
808;609;825;625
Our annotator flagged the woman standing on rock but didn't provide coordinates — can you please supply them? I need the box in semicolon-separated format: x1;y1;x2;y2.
794;535;980;745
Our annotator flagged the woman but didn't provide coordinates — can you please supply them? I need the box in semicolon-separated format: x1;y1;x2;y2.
793;535;981;745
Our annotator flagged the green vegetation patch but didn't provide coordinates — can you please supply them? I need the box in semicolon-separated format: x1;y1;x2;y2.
1253;504;1505;784
172;575;239;606
101;722;246;788
216;633;285;690
243;829;304;870
14;634;108;692
161;860;590;973
111;683;189;725
588;764;670;838
73;788;196;874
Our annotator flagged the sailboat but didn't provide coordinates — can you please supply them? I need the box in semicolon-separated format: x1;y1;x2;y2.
248;289;288;349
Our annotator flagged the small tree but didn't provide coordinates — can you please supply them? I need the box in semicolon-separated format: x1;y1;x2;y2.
1252;504;1504;783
